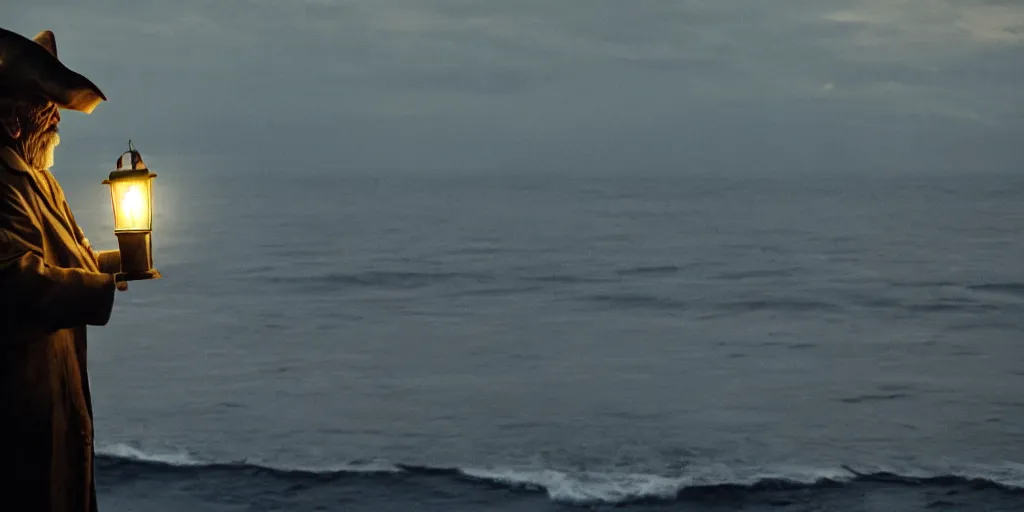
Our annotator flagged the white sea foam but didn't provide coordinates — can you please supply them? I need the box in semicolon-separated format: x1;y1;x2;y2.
97;443;202;466
93;444;1024;505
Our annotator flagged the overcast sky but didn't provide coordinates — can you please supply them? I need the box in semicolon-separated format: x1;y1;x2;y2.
3;0;1022;175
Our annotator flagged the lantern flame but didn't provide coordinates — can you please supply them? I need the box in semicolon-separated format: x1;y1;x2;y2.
110;181;151;231
121;185;145;227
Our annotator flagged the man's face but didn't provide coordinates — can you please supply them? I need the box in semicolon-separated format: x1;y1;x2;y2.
28;100;60;170
18;96;61;170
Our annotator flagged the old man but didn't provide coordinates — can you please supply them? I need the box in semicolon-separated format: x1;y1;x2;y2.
0;27;124;511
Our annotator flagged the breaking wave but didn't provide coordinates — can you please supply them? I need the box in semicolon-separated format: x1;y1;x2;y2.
95;445;1024;506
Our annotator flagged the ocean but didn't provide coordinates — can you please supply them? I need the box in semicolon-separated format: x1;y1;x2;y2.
57;167;1024;511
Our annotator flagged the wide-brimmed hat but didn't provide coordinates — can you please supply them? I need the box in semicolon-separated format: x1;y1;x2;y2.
0;27;106;114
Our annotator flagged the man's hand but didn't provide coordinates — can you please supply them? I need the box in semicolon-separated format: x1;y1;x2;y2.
114;273;128;292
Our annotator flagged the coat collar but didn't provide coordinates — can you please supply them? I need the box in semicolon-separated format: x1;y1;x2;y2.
0;146;33;173
0;146;56;204
1;144;66;221
0;145;99;270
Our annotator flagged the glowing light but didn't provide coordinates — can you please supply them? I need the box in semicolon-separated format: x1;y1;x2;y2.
110;180;152;231
122;185;144;224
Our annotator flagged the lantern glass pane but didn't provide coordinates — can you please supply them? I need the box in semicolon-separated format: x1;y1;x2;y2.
108;177;153;231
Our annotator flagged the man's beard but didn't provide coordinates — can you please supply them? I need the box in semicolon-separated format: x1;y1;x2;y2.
21;127;60;170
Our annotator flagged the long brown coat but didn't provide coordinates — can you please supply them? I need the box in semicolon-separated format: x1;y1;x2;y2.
0;146;119;512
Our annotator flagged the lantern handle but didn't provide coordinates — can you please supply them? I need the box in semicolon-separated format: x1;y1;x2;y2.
127;140;138;169
115;140;149;171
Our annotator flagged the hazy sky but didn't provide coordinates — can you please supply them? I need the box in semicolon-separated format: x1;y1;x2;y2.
4;0;1023;174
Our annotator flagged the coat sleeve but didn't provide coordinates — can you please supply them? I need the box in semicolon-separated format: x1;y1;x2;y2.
61;199;121;274
95;250;121;274
0;179;116;330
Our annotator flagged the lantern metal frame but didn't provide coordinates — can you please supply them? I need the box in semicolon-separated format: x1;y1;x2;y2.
102;140;162;283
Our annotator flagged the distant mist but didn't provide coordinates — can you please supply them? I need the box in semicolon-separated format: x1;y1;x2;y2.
5;0;1022;175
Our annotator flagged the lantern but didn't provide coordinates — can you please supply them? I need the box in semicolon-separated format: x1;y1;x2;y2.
103;140;161;283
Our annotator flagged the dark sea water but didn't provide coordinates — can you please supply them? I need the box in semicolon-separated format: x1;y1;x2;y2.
59;168;1024;511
